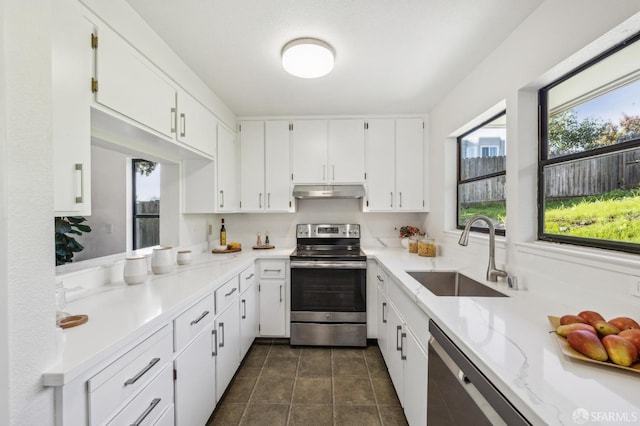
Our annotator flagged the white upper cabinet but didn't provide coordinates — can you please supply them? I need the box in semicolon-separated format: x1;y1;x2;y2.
240;121;265;212
94;24;176;138
291;120;328;184
176;90;218;158
365;118;425;212
52;0;92;216
395;118;424;211
328;119;366;183
217;126;239;212
265;121;292;212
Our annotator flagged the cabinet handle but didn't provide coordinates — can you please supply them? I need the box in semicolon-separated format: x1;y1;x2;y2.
219;322;225;348
219;190;224;208
396;325;402;351
400;333;407;360
212;329;217;356
180;112;186;138
259;193;262;209
390;192;393;208
242;299;246;319
264;269;282;273
124;358;160;386
75;164;84;204
130;398;161;426
170;107;176;134
279;285;283;303
382;302;387;324
225;287;237;297
332;164;335;181
377;274;384;283
190;310;210;326
399;192;403;208
245;273;255;280
267;193;271;209
323;165;326;181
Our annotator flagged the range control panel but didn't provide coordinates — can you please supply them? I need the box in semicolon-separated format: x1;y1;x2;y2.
296;224;360;239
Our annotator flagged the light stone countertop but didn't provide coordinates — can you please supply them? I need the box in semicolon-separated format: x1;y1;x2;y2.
44;246;640;425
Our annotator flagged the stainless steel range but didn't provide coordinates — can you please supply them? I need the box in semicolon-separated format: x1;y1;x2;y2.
290;224;367;347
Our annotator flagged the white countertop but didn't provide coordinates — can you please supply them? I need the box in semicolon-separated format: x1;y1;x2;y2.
45;247;640;425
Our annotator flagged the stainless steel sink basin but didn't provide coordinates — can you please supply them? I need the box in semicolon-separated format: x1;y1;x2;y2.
407;271;507;297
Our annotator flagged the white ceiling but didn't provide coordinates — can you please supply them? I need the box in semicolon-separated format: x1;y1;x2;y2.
125;0;543;117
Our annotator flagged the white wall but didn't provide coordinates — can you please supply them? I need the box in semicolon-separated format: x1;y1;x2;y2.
428;0;640;307
1;0;56;424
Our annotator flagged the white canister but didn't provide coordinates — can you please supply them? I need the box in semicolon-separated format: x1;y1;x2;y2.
177;250;192;265
124;256;148;284
151;246;174;274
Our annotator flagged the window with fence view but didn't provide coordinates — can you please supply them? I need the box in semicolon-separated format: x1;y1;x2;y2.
457;111;507;235
539;32;640;253
132;159;160;250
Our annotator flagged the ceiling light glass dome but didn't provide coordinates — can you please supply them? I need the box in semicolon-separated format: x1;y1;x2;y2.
281;38;335;79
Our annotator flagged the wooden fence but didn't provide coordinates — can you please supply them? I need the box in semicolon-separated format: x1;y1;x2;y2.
460;151;640;205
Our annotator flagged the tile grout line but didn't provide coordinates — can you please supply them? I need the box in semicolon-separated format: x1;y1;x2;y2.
285;346;301;425
237;343;271;425
365;347;385;426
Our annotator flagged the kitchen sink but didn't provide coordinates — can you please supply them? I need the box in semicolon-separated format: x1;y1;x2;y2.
407;271;507;297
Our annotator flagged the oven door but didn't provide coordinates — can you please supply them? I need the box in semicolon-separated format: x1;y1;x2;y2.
290;260;366;323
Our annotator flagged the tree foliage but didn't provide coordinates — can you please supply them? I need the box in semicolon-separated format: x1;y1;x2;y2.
135;160;157;176
55;216;91;265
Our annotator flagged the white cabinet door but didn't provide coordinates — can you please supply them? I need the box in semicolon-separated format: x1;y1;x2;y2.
174;328;216;426
328;119;365;183
217;126;239;212
52;0;92;216
214;301;240;399
240;121;265;212
376;287;389;363
365;119;396;212
291;120;327;183
182;159;216;213
176;90;217;158
403;329;428;426
259;280;286;336
95;24;176;138
395;118;424;211
265;121;292;212
385;304;405;404
239;280;258;359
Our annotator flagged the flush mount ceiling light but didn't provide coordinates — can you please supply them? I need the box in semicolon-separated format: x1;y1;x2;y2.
281;38;335;78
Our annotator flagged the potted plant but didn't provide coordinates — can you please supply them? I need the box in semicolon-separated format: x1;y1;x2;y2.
55;216;91;266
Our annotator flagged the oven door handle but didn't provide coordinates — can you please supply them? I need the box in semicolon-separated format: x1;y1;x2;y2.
290;261;367;269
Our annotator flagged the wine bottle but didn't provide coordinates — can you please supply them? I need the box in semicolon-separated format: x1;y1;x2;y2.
220;218;227;246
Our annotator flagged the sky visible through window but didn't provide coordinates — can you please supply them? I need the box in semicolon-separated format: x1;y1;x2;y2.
574;79;640;123
136;164;161;201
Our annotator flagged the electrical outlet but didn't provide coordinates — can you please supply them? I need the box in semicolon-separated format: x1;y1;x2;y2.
629;280;640;298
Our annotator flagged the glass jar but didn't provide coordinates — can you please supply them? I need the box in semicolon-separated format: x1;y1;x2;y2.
408;236;420;253
418;238;436;257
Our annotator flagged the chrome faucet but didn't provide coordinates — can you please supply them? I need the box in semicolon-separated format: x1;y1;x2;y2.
458;215;508;282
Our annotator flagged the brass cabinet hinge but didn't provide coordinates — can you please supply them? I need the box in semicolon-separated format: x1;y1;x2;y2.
91;33;98;49
91;78;98;93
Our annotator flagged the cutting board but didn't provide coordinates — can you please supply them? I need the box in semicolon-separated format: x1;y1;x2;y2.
212;247;241;254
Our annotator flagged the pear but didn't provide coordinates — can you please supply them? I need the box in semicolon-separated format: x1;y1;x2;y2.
560;314;587;325
602;335;638;366
618;329;640;354
567;330;608;362
608;317;640;331
592;321;621;336
578;310;605;325
555;323;596;338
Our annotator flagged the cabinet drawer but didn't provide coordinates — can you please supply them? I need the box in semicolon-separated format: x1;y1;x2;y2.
215;276;239;314
174;293;215;353
154;404;174;426
388;278;430;351
259;260;286;279
240;264;256;293
88;326;172;426
107;365;173;426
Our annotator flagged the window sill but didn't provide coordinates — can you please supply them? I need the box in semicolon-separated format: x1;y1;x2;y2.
515;241;640;274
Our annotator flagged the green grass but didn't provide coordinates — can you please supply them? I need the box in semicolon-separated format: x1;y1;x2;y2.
459;189;640;243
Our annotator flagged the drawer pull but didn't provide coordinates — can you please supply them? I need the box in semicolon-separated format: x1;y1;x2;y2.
130;397;161;426
241;299;246;319
396;325;402;351
219;322;225;348
264;269;282;273
190;310;210;326
212;329;217;356
124;358;160;386
225;288;237;297
245;273;255;280
377;274;384;282
382;302;387;323
400;333;407;360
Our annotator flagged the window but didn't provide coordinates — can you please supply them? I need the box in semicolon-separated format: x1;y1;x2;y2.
132;159;160;250
457;112;507;234
539;32;640;253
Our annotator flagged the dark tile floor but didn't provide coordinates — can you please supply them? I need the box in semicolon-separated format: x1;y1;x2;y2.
208;340;408;425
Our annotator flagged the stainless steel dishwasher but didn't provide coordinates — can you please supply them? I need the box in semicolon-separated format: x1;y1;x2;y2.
427;320;530;425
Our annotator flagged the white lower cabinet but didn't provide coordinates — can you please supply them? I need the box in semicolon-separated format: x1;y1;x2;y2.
403;329;428;426
174;326;216;426
259;280;286;336
385;303;405;403
214;300;241;400
240;276;259;359
377;286;389;361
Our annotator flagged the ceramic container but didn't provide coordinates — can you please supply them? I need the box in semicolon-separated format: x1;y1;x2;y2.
177;250;192;265
124;256;148;284
151;247;174;274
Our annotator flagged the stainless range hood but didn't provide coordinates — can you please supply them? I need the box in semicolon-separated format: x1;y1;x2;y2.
292;184;365;199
